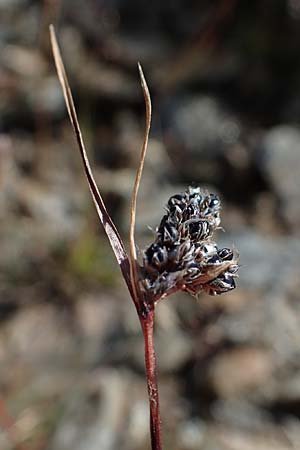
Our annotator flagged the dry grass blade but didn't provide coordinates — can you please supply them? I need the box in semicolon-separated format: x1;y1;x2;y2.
129;63;152;302
49;25;133;295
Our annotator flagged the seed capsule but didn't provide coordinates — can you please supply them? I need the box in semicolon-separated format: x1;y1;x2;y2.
218;248;234;261
167;193;187;210
144;243;168;272
182;204;199;221
207;194;221;213
206;254;223;265
205;273;236;295
186;219;212;241
157;218;179;245
184;263;201;283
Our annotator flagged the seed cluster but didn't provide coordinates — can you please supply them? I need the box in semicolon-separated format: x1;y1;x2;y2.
140;187;238;300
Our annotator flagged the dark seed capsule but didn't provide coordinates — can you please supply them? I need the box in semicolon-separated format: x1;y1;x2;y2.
144;243;168;271
168;241;194;266
161;213;178;226
221;273;236;290
208;194;221;213
186;220;211;241
158;220;178;245
168;205;184;222
195;241;218;258
167;244;180;263
184;264;201;283
199;197;210;214
207;273;236;295
182;204;199;221
179;241;195;260
227;264;239;275
218;248;234;261
168;193;186;209
206;254;222;265
152;272;178;296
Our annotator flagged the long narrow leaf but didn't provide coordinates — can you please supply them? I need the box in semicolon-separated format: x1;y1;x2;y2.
49;25;134;297
129;63;152;302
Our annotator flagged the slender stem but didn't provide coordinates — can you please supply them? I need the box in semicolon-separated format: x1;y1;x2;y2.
141;310;162;450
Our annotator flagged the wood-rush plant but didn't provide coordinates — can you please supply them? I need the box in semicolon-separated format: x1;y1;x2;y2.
50;25;239;450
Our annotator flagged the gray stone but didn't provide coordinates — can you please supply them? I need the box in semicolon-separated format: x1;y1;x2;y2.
260;125;300;230
220;230;300;291
162;95;241;180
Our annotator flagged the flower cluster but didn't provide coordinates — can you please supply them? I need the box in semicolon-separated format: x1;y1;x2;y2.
140;187;238;300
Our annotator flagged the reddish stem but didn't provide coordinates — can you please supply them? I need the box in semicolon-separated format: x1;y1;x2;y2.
140;310;162;450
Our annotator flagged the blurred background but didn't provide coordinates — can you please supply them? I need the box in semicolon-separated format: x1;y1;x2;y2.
1;0;300;449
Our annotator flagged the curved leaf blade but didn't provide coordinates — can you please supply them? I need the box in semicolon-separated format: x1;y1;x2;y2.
49;25;133;296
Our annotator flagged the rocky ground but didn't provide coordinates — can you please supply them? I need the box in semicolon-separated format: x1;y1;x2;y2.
1;1;300;449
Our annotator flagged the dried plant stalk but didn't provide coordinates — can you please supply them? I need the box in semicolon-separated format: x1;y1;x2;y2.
50;25;162;449
50;25;238;450
141;311;162;450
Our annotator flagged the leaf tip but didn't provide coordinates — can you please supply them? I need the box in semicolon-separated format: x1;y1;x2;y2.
138;62;147;90
49;24;55;44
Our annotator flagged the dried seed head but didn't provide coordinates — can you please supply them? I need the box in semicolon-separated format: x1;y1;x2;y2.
141;186;239;301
